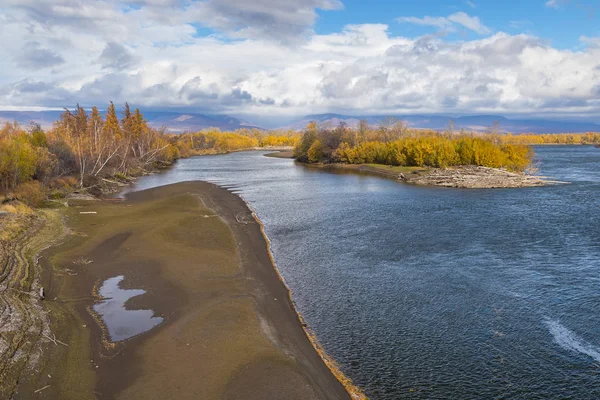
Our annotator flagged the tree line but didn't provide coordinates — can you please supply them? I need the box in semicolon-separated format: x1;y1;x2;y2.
497;132;600;145
174;128;298;157
3;107;598;206
0;103;298;206
294;122;534;171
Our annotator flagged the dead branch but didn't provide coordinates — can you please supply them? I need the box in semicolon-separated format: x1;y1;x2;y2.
34;385;51;393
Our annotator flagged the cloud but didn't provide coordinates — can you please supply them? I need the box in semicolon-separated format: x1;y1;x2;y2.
397;12;491;35
580;36;600;48
14;41;65;70
98;42;137;70
186;0;344;42
466;1;476;8
397;16;453;30
447;12;491;35
1;0;600;119
546;0;559;8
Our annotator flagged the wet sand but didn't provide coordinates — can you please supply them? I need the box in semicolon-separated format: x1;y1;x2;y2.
264;150;295;158
22;182;354;400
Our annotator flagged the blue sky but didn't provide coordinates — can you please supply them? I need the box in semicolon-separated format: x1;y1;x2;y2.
1;0;600;121
313;0;600;49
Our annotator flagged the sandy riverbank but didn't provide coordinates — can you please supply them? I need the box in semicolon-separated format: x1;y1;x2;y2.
265;150;295;158
15;182;358;399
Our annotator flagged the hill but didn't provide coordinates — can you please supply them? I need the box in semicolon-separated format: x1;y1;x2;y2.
3;110;600;134
0;110;260;132
286;114;600;133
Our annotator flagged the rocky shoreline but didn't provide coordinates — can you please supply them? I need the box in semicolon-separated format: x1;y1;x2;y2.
400;166;560;188
298;162;562;189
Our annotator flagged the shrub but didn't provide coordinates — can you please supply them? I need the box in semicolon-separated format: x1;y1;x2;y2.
47;176;78;199
15;181;46;207
308;139;324;163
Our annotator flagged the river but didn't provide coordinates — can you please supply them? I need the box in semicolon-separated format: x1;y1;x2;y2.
123;145;600;399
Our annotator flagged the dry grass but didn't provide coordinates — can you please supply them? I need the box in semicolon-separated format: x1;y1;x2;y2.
1;201;34;215
0;207;66;398
0;202;35;241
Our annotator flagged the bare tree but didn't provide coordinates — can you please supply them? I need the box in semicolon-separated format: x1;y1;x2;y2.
445;119;456;136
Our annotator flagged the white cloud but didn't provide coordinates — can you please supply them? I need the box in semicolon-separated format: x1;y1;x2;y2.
1;1;600;119
184;0;344;42
397;12;491;35
546;0;559;8
447;12;491;35
396;16;453;30
580;36;600;48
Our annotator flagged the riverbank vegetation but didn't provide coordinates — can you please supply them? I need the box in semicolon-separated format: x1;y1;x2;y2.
2;108;598;205
174;129;298;157
499;132;600;145
294;122;534;171
0;103;298;206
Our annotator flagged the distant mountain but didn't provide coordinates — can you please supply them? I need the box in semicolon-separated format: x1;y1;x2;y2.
140;111;261;132
286;114;600;134
0;110;261;132
3;110;600;134
0;111;62;129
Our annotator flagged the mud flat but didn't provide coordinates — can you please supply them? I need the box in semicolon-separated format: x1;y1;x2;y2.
264;150;295;158
14;182;358;400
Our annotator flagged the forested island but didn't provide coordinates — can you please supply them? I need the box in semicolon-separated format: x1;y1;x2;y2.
291;121;599;188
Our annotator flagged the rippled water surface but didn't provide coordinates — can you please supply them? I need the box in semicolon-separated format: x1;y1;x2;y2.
124;145;600;399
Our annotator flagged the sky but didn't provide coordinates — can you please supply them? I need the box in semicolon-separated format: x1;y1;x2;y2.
1;0;600;123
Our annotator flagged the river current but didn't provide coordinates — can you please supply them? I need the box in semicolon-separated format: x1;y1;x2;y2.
124;145;600;399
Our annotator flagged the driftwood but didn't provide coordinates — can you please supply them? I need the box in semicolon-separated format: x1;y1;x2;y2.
101;178;127;186
34;385;51;393
42;332;68;347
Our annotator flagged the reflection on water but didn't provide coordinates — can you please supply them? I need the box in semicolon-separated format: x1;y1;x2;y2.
93;275;163;341
123;145;600;399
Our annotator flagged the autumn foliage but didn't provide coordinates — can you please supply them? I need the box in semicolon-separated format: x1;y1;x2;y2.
497;132;600;145
294;122;535;172
173;128;298;157
0;103;298;204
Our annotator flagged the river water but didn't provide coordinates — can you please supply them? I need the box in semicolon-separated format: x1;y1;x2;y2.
124;145;600;399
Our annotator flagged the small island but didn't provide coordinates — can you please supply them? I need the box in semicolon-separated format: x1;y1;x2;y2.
291;122;567;189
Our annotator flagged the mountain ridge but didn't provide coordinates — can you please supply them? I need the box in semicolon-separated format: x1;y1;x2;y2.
0;110;261;132
2;110;599;134
284;114;600;134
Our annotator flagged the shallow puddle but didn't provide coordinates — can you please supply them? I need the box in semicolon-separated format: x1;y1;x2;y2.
93;275;163;341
